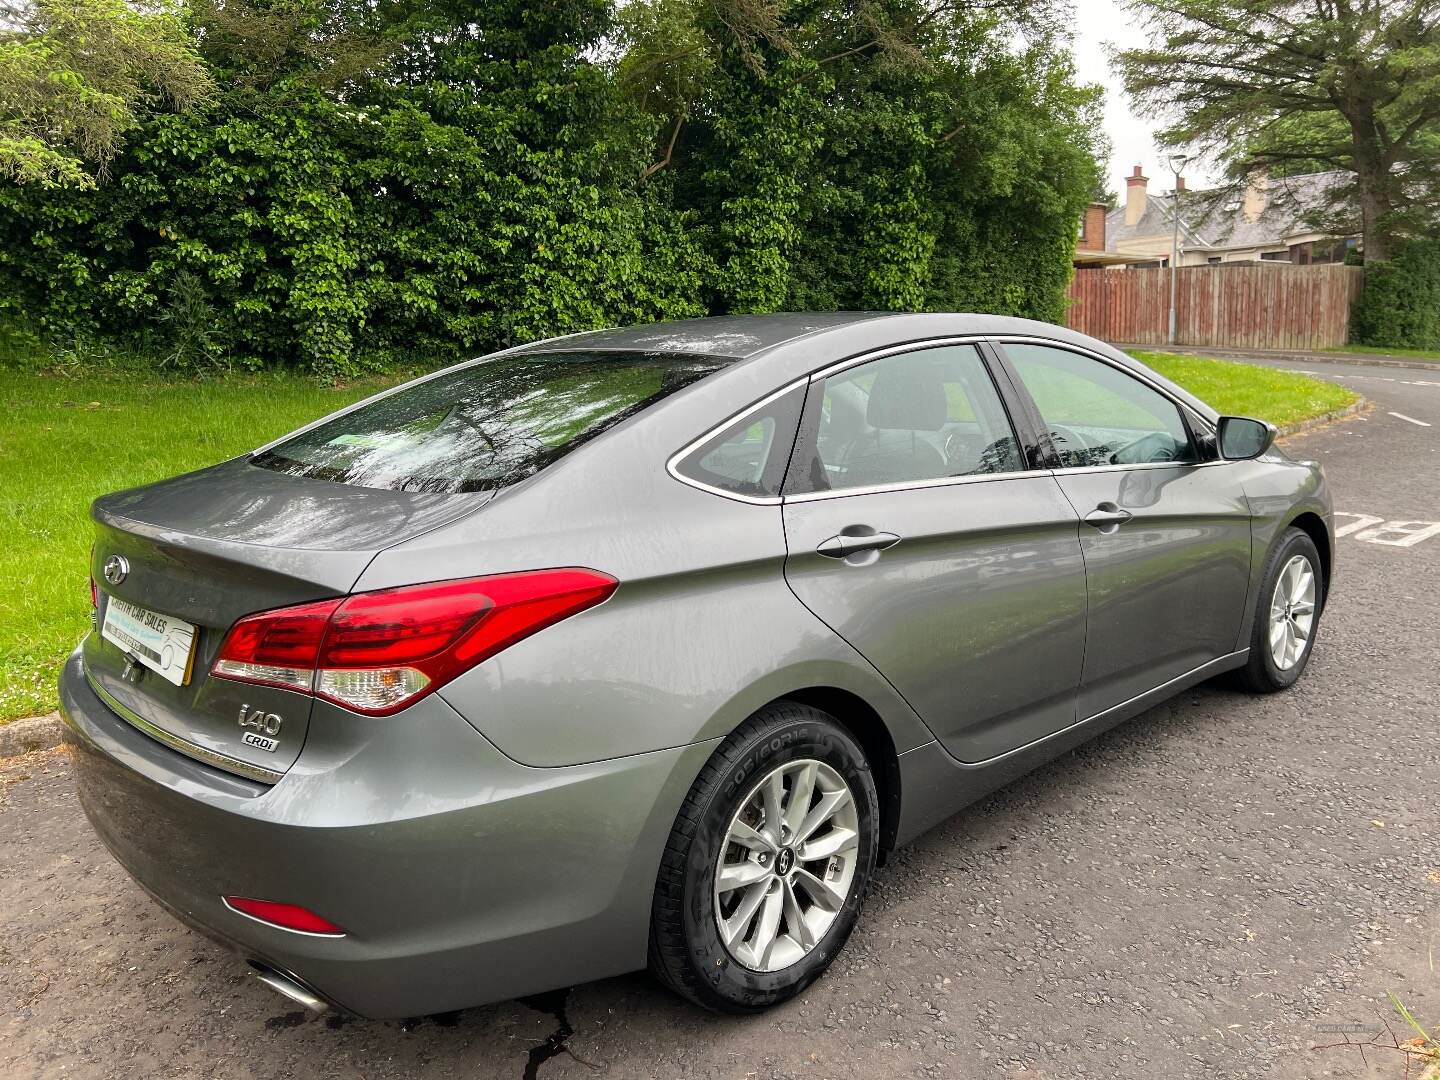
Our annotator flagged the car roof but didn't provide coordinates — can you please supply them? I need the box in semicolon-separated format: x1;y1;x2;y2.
516;313;903;359
516;312;1218;423
519;312;1129;365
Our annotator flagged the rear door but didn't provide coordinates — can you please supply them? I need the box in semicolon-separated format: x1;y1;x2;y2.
779;341;1090;763
993;339;1253;719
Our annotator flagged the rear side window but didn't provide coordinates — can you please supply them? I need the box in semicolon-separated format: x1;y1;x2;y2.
785;344;1023;495
253;350;735;493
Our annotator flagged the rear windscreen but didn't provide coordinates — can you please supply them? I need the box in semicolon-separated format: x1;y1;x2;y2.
252;350;735;493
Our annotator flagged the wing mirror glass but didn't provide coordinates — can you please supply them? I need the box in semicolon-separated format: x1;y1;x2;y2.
1216;416;1276;460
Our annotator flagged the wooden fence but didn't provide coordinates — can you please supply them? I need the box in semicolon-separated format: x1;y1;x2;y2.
1065;264;1364;350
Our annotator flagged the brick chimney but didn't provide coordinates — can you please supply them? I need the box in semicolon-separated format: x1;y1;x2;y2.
1080;202;1107;250
1175;175;1186;193
1125;165;1149;226
1242;168;1269;222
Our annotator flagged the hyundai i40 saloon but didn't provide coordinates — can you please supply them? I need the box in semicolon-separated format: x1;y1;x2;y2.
60;313;1332;1016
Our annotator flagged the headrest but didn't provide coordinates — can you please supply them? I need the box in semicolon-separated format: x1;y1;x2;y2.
865;361;947;431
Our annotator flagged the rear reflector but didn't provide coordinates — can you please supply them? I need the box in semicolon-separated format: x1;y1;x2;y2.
223;896;345;936
212;569;617;715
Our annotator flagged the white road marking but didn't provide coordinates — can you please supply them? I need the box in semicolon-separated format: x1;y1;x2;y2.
1333;513;1384;537
1325;373;1440;387
1335;512;1440;548
1278;368;1440;386
1388;411;1432;427
1353;520;1440;547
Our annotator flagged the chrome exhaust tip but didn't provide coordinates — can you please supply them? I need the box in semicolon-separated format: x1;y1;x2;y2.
249;962;331;1015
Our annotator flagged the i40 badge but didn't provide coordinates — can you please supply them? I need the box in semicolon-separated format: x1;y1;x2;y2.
238;703;282;752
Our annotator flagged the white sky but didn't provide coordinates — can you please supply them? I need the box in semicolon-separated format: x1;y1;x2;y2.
1068;0;1220;197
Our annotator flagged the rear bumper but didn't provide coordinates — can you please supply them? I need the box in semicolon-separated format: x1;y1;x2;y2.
59;649;715;1017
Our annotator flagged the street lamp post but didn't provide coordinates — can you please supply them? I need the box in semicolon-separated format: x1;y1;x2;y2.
1167;153;1189;346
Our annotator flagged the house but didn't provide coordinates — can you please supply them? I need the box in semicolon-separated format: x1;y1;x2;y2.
1100;165;1360;268
1073;201;1138;266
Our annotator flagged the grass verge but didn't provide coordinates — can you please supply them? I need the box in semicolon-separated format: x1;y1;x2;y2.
0;350;1357;723
1134;350;1359;428
0;367;407;721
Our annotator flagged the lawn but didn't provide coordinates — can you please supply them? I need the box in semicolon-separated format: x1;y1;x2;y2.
0;368;406;722
1134;350;1358;428
0;351;1356;723
1326;343;1440;363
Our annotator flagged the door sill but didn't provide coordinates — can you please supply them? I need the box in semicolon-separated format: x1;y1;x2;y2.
942;649;1250;768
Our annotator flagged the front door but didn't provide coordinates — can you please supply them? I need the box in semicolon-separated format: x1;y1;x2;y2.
995;340;1254;719
780;342;1089;763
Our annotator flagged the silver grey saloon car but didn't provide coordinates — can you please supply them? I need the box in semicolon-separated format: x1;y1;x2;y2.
60;313;1331;1017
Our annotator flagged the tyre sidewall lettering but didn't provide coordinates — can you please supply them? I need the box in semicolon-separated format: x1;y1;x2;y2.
725;727;811;798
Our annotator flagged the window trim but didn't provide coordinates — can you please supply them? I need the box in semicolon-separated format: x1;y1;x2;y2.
665;379;808;505
781;337;1036;502
988;336;1228;474
664;334;1232;506
782;463;1046;503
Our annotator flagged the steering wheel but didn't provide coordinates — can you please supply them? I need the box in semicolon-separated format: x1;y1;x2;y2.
1109;431;1179;465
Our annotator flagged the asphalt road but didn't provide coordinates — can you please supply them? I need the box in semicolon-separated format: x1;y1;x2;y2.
2;356;1438;1080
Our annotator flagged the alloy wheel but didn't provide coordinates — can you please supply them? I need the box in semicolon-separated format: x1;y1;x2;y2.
1268;554;1317;670
713;759;860;973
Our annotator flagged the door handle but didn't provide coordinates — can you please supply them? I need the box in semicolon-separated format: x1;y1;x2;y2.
1083;502;1133;531
816;530;902;559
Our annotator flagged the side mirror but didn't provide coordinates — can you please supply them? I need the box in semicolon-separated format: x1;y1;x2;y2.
1216;416;1276;460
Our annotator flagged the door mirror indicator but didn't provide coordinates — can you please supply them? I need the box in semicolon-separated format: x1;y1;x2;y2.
1216;416;1276;460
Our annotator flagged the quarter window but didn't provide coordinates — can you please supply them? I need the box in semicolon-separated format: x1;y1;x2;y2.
673;385;805;499
1002;344;1196;467
786;345;1023;495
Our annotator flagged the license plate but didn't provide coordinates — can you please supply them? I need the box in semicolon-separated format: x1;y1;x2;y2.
100;596;198;687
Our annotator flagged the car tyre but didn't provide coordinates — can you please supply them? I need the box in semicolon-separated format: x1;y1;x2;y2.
648;701;878;1012
1235;526;1325;693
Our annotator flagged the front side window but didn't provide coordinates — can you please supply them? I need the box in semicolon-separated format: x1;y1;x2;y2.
1002;343;1196;467
786;345;1023;495
253;350;735;493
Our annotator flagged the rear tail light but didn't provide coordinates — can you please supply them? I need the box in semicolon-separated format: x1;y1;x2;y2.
212;569;617;715
223;896;345;936
212;597;340;693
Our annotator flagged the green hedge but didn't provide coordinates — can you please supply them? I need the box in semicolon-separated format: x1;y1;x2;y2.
0;2;1102;376
1352;240;1440;351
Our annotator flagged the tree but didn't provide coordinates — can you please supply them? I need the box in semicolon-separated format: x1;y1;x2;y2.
0;0;212;187
617;0;1104;318
1116;0;1440;262
0;0;1104;371
1351;237;1440;348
